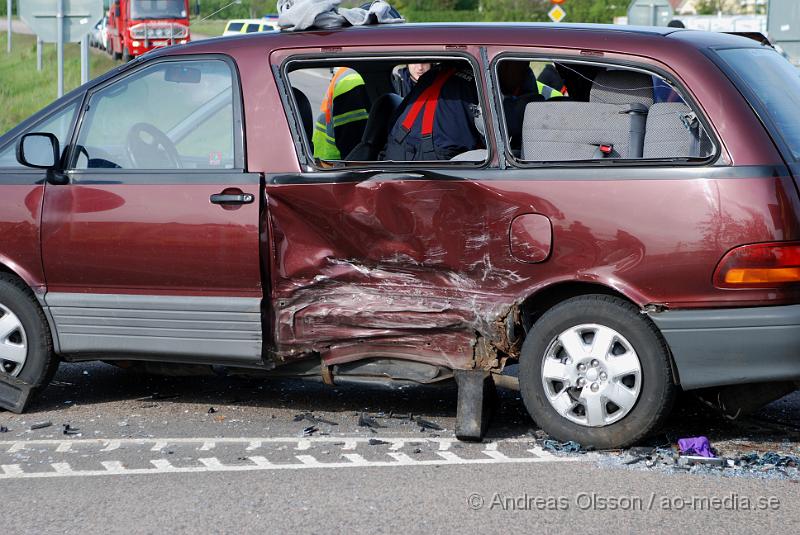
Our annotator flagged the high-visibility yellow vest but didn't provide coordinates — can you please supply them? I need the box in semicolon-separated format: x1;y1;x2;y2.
537;81;563;100
312;68;369;160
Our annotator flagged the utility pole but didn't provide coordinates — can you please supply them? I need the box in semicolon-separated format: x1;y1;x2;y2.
6;0;11;53
57;0;64;97
37;38;42;71
81;34;89;84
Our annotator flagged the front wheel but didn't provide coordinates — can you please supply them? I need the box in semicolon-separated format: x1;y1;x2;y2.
0;274;58;410
519;295;676;449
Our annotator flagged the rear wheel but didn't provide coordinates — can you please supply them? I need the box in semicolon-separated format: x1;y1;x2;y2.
0;274;58;409
519;295;676;449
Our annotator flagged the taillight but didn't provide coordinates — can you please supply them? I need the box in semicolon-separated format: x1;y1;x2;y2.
713;242;800;288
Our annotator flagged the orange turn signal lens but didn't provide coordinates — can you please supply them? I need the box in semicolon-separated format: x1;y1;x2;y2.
714;243;800;289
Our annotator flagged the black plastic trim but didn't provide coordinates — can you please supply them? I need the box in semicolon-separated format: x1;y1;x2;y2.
267;164;787;185
651;304;800;390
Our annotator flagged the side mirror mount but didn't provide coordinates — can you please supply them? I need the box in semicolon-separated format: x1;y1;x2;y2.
16;133;60;170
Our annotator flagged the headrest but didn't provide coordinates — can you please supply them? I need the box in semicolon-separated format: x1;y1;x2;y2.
590;70;654;108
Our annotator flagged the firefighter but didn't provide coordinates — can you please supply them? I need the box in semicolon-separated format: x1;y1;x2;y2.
498;60;563;100
312;67;371;161
384;62;484;161
392;63;433;97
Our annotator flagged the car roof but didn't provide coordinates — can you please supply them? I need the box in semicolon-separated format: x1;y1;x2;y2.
158;22;765;60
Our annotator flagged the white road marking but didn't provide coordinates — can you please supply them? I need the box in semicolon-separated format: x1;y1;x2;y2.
296;455;322;466
102;461;125;473
0;437;584;480
150;459;176;471
199;457;225;469
1;437;535;447
1;464;23;475
387;452;415;463
101;440;121;452
248;456;272;467
342;453;368;465
51;463;73;474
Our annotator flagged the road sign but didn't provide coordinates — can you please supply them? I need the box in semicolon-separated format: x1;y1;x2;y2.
548;5;566;23
19;0;104;43
768;0;800;66
627;0;673;27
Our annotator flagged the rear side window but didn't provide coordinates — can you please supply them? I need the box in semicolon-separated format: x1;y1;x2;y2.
494;58;715;164
226;22;244;32
73;59;235;170
715;47;800;162
286;57;488;167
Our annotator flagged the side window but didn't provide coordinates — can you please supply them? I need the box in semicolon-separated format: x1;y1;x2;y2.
73;59;236;170
495;58;715;163
245;24;260;33
226;22;244;32
286;57;488;167
0;102;78;168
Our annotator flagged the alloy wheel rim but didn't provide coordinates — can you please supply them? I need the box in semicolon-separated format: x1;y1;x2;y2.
0;303;27;376
540;323;642;427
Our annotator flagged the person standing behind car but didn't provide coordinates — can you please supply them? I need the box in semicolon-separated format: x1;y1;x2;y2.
312;67;371;161
392;63;433;97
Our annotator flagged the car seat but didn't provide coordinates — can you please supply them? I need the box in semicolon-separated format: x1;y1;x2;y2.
345;93;403;161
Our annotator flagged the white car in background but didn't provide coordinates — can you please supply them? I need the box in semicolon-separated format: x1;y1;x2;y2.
90;16;109;50
223;17;279;36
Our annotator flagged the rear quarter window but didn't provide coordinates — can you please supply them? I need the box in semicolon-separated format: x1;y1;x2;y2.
715;47;800;162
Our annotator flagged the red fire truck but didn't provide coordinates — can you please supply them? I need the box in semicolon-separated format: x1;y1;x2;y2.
107;0;191;62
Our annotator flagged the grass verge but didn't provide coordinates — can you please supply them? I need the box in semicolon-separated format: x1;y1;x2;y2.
0;32;118;135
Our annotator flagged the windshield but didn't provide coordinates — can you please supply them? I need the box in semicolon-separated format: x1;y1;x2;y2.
716;47;800;162
130;0;186;20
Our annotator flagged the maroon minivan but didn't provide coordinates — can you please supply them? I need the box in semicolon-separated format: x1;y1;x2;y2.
1;23;799;448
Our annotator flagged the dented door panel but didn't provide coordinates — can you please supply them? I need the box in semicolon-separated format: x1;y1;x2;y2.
263;171;800;371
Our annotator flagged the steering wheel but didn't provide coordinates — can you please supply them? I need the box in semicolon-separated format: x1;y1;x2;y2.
125;122;182;169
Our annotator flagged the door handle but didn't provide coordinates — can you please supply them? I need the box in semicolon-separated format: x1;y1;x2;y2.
210;192;255;205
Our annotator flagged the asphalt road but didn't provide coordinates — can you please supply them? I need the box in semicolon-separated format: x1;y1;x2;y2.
1;361;799;534
4;17;800;535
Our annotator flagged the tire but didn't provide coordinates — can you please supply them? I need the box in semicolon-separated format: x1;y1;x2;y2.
519;295;676;449
0;274;58;409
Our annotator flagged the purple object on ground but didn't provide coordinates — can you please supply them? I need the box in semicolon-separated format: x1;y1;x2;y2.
678;436;715;458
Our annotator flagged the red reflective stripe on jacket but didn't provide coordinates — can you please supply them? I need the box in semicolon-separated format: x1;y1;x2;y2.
401;68;456;136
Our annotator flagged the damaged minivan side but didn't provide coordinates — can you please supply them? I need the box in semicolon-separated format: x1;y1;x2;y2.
1;24;799;449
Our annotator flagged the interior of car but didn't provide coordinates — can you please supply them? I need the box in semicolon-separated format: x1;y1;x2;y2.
286;56;714;167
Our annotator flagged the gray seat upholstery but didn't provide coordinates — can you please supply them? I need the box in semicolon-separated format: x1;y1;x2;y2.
643;102;709;159
450;149;488;162
521;101;647;161
590;70;654;108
